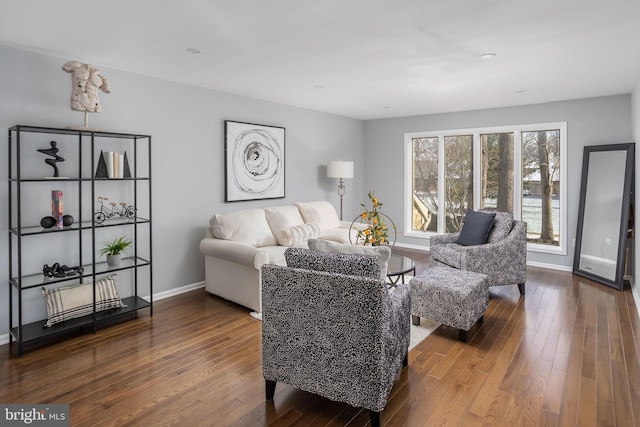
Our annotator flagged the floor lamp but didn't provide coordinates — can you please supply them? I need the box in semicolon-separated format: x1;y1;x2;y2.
327;160;354;220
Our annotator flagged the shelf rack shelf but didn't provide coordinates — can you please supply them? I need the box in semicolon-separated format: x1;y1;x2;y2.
7;124;153;357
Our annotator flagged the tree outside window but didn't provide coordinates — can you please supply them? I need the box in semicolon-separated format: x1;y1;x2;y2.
407;123;564;252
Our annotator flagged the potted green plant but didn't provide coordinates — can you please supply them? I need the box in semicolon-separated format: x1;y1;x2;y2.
99;235;133;267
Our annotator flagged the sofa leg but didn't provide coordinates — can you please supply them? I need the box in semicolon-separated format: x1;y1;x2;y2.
518;283;525;296
265;380;276;401
411;315;420;326
369;410;380;427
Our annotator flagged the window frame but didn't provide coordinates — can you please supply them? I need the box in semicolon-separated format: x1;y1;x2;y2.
404;122;568;255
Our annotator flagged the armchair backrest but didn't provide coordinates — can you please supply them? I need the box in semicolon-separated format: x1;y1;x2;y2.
261;248;410;412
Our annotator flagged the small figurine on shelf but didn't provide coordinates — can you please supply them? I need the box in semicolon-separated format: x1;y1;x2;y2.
43;263;84;278
94;196;136;224
37;141;65;178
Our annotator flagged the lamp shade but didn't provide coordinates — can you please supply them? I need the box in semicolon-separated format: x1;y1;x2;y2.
327;161;354;179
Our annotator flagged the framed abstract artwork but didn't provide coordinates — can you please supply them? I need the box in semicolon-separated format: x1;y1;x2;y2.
224;120;285;202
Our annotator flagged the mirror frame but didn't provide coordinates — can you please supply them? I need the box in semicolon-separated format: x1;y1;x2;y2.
573;143;635;290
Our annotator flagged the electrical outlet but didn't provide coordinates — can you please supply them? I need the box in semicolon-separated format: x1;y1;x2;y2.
605;238;611;246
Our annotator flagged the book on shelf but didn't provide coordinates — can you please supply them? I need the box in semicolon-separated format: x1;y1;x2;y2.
96;150;131;179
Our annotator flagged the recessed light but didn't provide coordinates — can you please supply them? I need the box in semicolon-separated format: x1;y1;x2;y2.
383;106;391;109
186;48;202;54
313;85;324;89
516;89;526;94
480;53;496;59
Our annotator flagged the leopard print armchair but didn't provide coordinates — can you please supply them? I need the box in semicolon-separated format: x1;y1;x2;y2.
261;248;410;427
430;211;527;296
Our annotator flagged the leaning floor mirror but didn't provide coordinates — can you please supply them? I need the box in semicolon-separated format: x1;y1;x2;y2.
573;143;635;290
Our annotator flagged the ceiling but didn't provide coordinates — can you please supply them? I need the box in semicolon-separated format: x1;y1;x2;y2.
1;1;639;120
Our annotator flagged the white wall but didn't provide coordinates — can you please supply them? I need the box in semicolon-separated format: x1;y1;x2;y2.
0;45;365;334
364;95;633;269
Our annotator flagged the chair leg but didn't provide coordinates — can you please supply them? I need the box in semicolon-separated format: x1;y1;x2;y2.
518;283;525;296
369;410;380;427
403;352;408;367
265;380;276;401
411;315;420;325
459;329;468;342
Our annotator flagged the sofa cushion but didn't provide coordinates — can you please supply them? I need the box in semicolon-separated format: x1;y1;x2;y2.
308;238;391;280
210;208;277;247
480;210;514;243
318;228;353;244
277;223;321;246
265;205;305;234
296;201;341;231
457;209;496;246
285;247;381;280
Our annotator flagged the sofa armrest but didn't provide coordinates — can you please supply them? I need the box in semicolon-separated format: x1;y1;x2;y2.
199;238;269;269
384;282;411;359
459;222;527;272
338;220;357;229
430;232;460;247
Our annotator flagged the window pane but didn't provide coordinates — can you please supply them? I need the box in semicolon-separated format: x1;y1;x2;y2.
444;135;473;233
411;137;438;232
522;130;560;246
480;133;514;213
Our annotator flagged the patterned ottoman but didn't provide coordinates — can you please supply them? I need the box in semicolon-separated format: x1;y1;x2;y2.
410;266;489;342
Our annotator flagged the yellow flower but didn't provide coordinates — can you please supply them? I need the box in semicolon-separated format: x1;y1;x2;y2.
361;212;367;219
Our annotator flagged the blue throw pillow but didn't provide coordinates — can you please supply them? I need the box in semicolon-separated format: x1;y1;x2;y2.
457;209;496;246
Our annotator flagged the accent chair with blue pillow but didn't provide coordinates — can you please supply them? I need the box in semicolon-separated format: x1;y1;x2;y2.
429;210;527;296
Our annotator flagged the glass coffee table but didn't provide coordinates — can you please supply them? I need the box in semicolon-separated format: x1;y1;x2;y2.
387;254;415;285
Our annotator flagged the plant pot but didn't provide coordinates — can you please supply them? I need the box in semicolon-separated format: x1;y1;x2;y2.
106;254;121;267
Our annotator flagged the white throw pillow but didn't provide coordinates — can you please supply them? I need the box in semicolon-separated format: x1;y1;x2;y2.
210;209;277;247
42;275;126;327
277;223;321;246
308;238;391;280
265;205;304;234
296;201;341;231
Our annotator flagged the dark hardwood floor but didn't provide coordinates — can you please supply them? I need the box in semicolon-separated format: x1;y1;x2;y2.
1;247;639;426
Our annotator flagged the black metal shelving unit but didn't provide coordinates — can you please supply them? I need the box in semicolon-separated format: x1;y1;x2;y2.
7;125;153;357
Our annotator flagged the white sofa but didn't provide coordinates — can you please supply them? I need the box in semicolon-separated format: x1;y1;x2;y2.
199;201;357;312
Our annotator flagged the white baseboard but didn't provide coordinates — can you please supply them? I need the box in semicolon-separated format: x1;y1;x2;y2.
0;281;206;347
526;260;572;272
142;281;205;302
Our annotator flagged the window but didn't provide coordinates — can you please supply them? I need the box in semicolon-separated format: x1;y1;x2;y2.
405;123;567;254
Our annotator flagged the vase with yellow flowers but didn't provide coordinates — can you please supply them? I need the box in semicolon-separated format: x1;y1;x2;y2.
350;190;397;246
